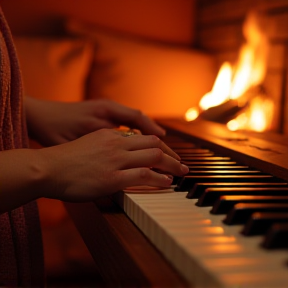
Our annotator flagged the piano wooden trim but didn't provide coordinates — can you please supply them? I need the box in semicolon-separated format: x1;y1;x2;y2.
156;118;288;181
64;197;189;287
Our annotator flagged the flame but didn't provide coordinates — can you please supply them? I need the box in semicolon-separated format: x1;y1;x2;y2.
185;11;272;133
227;96;274;132
185;107;199;121
199;62;232;110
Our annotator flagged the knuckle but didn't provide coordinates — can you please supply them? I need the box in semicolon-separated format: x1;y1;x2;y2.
151;147;164;162
149;135;161;147
139;168;151;180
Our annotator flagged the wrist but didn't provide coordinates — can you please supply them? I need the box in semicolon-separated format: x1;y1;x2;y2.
0;148;50;212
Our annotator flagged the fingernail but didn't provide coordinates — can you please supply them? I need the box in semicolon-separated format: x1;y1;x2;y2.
167;174;173;180
164;174;173;184
181;164;189;174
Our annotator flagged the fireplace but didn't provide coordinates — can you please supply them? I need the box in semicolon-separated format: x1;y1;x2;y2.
190;0;288;135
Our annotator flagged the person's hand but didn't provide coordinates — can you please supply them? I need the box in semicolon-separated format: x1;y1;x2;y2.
39;129;189;202
25;97;166;147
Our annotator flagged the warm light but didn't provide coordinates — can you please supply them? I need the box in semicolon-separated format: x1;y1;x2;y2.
248;97;274;132
230;12;268;100
227;113;248;131
227;119;240;131
230;45;254;99
227;97;274;132
185;107;199;121
186;11;272;133
199;62;232;110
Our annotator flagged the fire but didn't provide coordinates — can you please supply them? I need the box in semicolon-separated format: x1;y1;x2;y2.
185;107;199;121
227;96;274;132
199;62;232;110
185;11;272;132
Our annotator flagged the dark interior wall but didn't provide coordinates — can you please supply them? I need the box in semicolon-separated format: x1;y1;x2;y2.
0;0;195;45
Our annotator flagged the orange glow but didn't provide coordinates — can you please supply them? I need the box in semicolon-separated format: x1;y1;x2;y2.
202;219;212;225
214;236;236;243
205;226;224;234
185;11;272;133
230;12;268;99
248;97;274;132
227;113;248;131
230;45;254;99
185;107;199;121
199;62;232;110
227;96;274;132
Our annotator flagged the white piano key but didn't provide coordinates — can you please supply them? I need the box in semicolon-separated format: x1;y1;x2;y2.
115;190;288;287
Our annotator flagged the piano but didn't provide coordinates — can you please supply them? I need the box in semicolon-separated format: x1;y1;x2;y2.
65;118;288;287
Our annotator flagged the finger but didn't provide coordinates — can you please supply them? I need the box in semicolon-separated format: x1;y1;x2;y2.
120;149;189;176
116;168;174;189
105;102;166;136
123;134;180;160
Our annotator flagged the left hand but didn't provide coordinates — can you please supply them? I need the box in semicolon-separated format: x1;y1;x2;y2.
25;97;166;146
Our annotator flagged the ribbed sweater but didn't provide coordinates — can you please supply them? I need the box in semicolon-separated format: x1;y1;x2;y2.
0;6;45;286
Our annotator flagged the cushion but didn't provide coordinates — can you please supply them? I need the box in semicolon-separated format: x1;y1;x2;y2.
14;36;93;102
67;20;217;117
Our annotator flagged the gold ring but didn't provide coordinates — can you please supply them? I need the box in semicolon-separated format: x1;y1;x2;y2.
114;127;139;137
121;129;137;137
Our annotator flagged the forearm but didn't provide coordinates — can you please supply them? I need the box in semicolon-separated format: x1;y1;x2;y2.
0;148;48;213
24;96;43;141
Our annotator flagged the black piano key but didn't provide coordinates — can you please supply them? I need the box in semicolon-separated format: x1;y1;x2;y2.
188;166;250;170
197;187;288;206
174;148;211;154
176;175;276;191
262;223;288;249
172;176;181;185
167;142;197;149
223;203;288;225
182;161;238;166
242;212;288;236
187;170;263;176
180;153;215;157
187;182;288;199
211;195;288;214
180;156;231;161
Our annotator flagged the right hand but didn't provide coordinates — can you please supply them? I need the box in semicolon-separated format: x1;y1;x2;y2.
39;128;189;202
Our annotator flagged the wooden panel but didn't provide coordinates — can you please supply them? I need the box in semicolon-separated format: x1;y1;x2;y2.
265;12;288;41
198;0;250;25
257;0;288;11
198;23;244;52
263;71;284;132
283;46;288;135
215;51;238;67
266;44;286;70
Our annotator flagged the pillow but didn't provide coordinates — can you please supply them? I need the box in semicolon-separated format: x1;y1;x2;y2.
67;20;217;117
14;36;93;102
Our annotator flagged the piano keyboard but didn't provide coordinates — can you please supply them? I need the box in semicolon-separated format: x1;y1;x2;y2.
114;118;288;288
